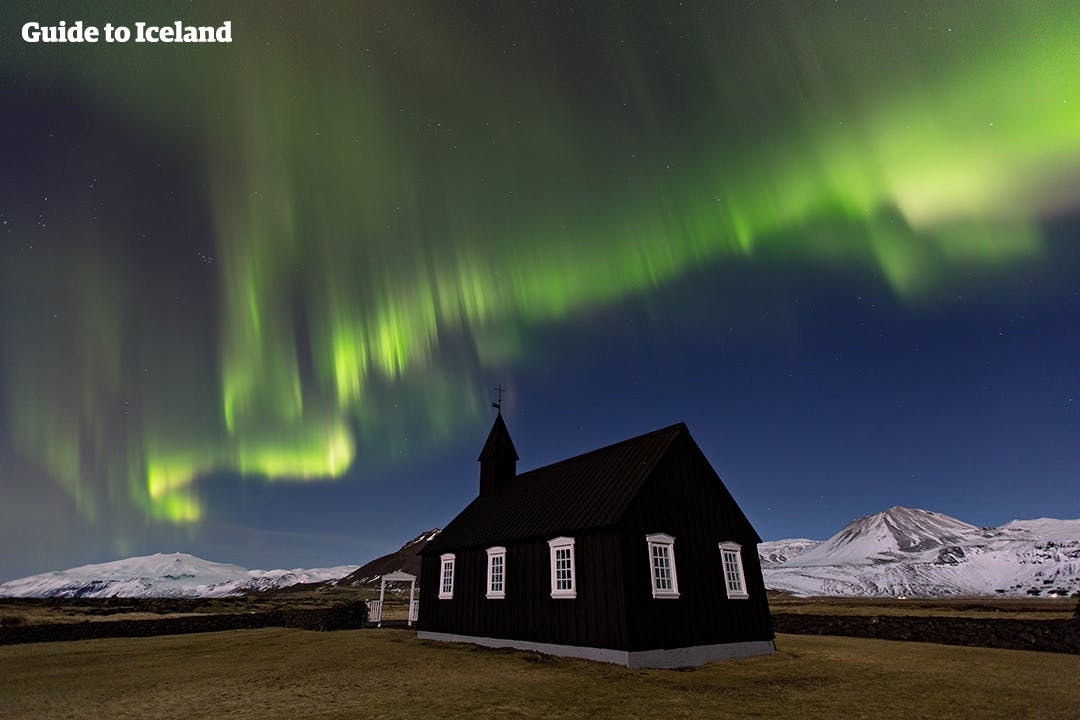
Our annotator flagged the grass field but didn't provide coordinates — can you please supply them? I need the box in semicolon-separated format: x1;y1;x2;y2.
1;629;1077;719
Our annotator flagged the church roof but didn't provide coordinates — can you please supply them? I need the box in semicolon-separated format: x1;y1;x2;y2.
425;422;687;553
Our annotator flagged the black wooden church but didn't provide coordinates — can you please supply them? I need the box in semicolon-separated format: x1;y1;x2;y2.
418;414;774;668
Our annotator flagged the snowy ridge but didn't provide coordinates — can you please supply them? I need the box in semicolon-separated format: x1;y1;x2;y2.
762;507;1080;597
999;518;1080;542
338;529;439;586
758;539;821;566
0;553;358;598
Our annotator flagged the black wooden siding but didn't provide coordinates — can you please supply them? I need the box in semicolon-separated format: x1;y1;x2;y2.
618;433;774;651
419;423;773;653
419;530;628;650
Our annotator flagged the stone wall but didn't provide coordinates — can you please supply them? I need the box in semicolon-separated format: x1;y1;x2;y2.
0;601;368;645
772;613;1079;655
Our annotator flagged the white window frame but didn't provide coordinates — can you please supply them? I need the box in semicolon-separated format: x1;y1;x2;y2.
718;541;748;599
438;553;455;600
645;532;680;599
486;546;506;599
547;536;577;599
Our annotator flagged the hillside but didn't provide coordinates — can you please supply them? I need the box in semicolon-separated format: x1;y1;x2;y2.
336;529;440;587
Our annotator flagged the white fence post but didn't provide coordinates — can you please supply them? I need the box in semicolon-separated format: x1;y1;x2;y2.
367;599;382;624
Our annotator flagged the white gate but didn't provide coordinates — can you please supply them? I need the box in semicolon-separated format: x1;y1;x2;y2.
372;570;417;627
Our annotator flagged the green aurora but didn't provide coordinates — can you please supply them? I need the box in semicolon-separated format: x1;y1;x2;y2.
2;2;1079;527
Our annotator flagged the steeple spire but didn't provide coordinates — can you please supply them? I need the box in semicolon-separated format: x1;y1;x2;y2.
478;412;518;496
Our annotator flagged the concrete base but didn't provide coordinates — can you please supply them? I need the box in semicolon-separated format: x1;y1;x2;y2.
416;631;775;668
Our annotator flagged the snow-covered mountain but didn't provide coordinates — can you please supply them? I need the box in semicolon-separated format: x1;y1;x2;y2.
0;553;358;598
762;507;1080;598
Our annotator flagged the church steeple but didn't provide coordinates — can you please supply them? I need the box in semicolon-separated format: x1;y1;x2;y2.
478;411;518;496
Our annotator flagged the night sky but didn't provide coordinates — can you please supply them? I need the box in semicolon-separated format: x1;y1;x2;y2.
2;1;1078;581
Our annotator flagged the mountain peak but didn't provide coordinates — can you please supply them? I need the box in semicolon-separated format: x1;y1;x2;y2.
787;507;980;567
400;529;441;551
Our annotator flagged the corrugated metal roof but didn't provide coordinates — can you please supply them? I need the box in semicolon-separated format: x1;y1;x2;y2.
424;423;685;553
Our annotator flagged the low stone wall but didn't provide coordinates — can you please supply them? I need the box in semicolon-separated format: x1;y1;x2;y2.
6;605;1075;654
772;613;1079;655
0;601;368;645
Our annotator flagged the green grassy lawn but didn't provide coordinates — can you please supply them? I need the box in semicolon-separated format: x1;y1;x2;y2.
1;629;1077;719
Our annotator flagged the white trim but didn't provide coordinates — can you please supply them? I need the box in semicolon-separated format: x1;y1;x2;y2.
645;532;680;599
408;599;419;623
438;553;456;600
382;570;416;582
547;536;577;598
718;542;748;599
416;631;776;668
486;546;506;599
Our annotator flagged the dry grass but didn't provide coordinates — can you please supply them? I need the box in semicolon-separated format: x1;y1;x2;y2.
0;599;237;626
0;607;215;625
1;629;1077;719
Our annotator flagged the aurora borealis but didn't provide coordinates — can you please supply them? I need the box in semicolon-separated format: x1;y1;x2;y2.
2;1;1079;578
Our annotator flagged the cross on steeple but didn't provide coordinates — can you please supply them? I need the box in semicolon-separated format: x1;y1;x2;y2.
492;384;505;413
